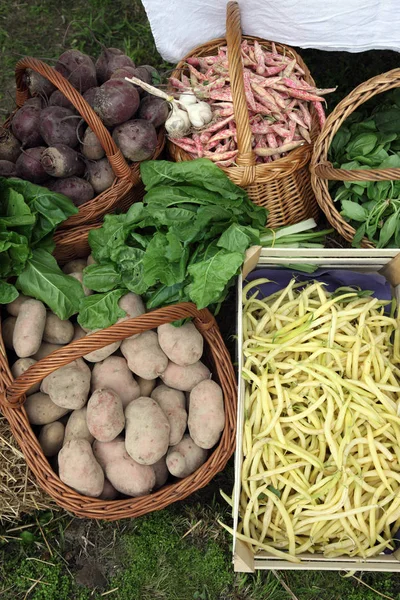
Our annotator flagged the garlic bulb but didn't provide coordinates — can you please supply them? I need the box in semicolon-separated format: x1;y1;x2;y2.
185;101;213;128
178;91;198;106
165;103;191;138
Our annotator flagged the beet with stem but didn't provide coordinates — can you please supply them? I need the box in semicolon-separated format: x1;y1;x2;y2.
94;79;140;127
0;127;21;162
55;50;97;93
41;145;85;178
15;147;48;183
40;106;81;148
24;68;55;98
95;48;135;84
86;158;115;193
48;176;95;206
11;104;44;148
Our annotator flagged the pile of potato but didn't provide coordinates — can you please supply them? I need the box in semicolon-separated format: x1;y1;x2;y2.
2;256;225;500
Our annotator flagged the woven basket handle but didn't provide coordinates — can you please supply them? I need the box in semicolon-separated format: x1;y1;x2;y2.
4;303;216;406
15;57;134;182
313;162;400;182
226;1;255;168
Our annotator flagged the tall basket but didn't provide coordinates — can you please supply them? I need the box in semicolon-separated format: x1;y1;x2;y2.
167;1;320;228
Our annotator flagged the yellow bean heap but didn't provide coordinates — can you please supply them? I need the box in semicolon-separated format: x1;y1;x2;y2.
237;278;400;562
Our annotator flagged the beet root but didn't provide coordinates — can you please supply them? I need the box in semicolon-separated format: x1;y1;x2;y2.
11;104;44;148
48;177;95;206
0;160;17;177
24;69;55;98
0;127;21;162
94;79;140;127
15;147;48;184
55;50;97;93
95;48;135;84
41;145;85;178
86;158;115;194
138;96;169;128
49;90;76;111
39;106;80;148
110;66;137;80
81;128;105;161
83;87;99;109
112;119;157;162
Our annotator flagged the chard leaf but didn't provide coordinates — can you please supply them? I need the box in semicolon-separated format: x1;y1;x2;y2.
16;249;84;319
217;223;260;254
142;233;189;287
78;289;126;330
145;281;189;310
113;247;148;295
83;263;122;292
0;280;19;304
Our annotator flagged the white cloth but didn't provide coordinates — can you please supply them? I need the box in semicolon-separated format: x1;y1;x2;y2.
142;0;400;63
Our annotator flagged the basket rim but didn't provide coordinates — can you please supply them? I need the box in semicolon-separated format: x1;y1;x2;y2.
0;301;237;520
310;68;400;248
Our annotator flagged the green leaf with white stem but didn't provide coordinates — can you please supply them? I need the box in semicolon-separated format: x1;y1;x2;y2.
16;249;84;319
261;218;317;243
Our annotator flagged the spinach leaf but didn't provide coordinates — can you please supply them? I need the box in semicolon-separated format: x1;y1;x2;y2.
341;201;368;223
346;133;378;158
78;289;126;330
0;280;19;304
377;211;399;248
83;263;122;292
352;223;366;247
16;249;85;319
375;109;400;134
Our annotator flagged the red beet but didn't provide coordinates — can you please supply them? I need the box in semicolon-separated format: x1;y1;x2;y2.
0;127;21;162
138;96;169;128
15;147;48;183
41;145;85;178
40;106;80;148
86;158;115;193
94;79;140;127
83;87;99;109
0;160;17;177
49;90;76;111
11;104;44;148
81;128;105;161
112;119;157;162
24;68;55;98
95;48;135;83
55;50;97;93
110;66;137;80
48;176;95;206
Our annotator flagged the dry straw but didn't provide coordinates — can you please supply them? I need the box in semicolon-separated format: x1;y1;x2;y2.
168;1;320;228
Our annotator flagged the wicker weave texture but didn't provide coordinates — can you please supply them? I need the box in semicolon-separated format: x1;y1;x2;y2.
0;274;237;518
311;68;400;248
167;1;320;228
8;57;165;229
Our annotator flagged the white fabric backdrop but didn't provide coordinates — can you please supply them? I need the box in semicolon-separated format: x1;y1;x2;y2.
142;0;400;63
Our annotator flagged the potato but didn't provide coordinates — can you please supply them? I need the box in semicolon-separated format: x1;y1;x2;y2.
99;479;118;500
41;358;91;409
6;294;29;316
32;342;63;360
151;385;187;445
39;421;65;456
157;322;203;366
72;323;86;341
93;437;156;496
121;331;168;380
69;271;92;296
87;389;125;442
160;360;211;392
91;356;140;409
84;330;121;363
118;292;145;319
188;380;225;449
87;254;96;266
62;259;86;274
11;358;40;395
59;439;104;497
152;455;169;489
125;397;170;465
13;299;46;357
137;376;157;397
166;434;208;478
63;407;94;445
25;392;70;425
2;316;16;349
43;313;74;344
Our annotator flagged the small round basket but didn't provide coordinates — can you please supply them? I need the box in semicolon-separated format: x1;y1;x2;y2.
167;1;320;227
4;57;164;230
311;68;400;248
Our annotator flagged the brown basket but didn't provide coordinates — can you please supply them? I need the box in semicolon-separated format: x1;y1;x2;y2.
167;1;320;228
0;232;236;519
311;68;400;248
6;56;165;229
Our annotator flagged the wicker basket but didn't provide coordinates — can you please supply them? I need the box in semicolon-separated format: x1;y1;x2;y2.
167;1;320;228
311;68;400;248
6;56;165;230
0;232;236;520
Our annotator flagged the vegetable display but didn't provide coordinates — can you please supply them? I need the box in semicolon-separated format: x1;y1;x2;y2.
224;275;400;561
1;47;166;205
78;158;267;329
164;41;335;166
4;276;224;499
329;90;400;247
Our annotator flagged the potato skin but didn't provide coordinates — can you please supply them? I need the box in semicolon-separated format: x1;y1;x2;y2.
6;294;29;316
13;299;46;357
43;313;74;344
32;342;63;360
84;330;121;363
92;437;125;469
87;389;125;442
188;380;225;449
160;360;211;392
118;292;145;319
125;397;170;465
151;385;187;445
25;392;70;425
41;358;91;409
157;322;203;366
137;376;156;397
62;259;86;274
63;407;94;445
152;455;169;489
121;331;168;380
11;358;40;395
91;356;140;408
59;439;104;497
2;316;16;350
99;479;118;500
39;421;65;456
166;434;208;478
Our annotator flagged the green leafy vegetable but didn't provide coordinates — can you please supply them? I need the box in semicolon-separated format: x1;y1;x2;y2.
78;289;127;330
0;280;19;303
